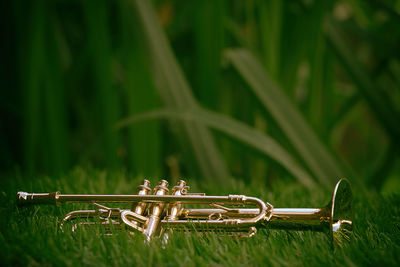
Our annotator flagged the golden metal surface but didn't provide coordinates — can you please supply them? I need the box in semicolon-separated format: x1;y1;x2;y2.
16;179;353;247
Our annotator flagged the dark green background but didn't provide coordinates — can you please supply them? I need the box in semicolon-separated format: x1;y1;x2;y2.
1;0;399;193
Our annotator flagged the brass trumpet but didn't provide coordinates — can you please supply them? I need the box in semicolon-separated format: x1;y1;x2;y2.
16;179;353;246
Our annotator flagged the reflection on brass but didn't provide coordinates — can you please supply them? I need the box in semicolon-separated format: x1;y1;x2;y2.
16;179;353;247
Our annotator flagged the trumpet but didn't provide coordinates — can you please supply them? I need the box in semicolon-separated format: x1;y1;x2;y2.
16;179;353;246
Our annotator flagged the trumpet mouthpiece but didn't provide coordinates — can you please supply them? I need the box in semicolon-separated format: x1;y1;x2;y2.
16;191;59;206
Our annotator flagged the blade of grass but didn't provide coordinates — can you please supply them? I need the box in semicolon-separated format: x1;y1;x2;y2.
226;48;345;186
257;0;286;183
193;0;224;109
116;108;316;189
278;6;308;97
42;19;69;173
23;0;45;174
308;37;330;135
258;0;282;78
133;0;230;183
117;1;161;177
306;1;334;137
83;0;121;169
325;20;400;141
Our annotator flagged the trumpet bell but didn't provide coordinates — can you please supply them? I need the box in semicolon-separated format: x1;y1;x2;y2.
266;179;353;247
329;179;353;247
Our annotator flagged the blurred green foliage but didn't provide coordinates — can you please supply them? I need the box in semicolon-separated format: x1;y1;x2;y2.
1;0;399;191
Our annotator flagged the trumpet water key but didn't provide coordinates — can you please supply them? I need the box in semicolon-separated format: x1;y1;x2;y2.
16;179;353;246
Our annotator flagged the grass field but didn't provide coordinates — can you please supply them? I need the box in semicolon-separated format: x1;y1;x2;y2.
1;168;399;266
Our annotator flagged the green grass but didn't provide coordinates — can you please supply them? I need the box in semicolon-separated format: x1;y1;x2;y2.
1;168;399;266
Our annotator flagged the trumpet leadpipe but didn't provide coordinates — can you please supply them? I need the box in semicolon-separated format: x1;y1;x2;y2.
17;193;266;206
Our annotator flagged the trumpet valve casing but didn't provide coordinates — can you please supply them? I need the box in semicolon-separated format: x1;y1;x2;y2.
131;179;151;214
167;180;188;220
144;180;169;240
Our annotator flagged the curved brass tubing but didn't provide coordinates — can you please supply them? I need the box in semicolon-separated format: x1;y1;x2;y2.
17;179;353;246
